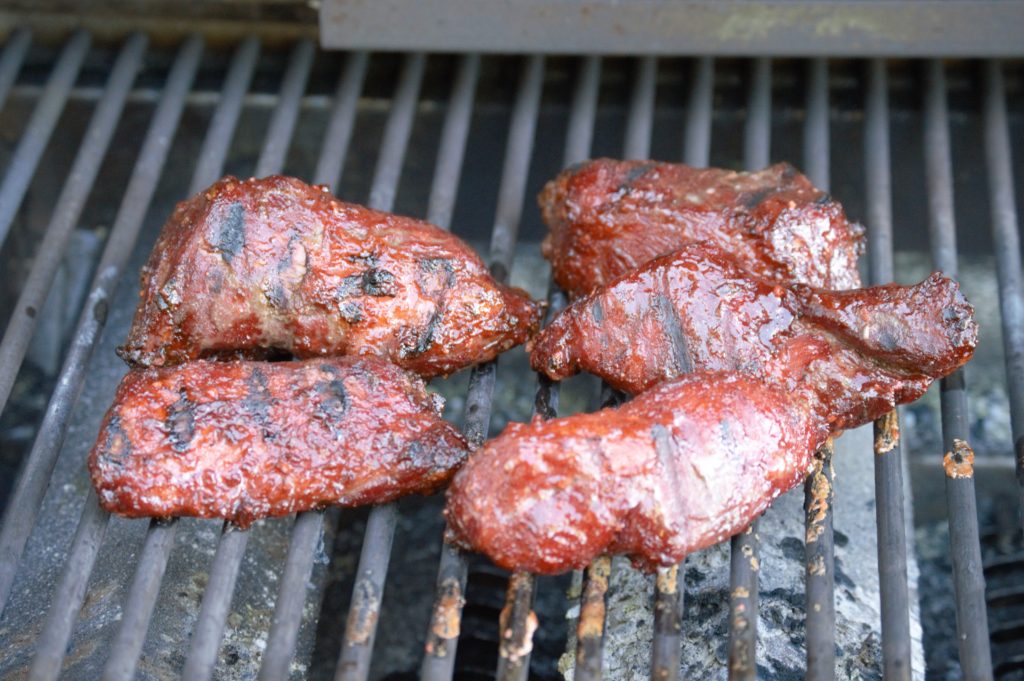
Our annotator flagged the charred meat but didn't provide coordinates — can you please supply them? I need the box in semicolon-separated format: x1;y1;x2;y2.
90;357;469;526
118;176;542;376
530;243;976;431
539;159;865;297
446;373;826;574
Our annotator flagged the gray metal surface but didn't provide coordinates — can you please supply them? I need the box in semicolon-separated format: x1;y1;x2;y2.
320;1;1024;56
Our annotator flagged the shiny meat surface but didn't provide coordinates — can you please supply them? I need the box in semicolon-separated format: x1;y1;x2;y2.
118;176;542;376
90;357;469;526
539;159;865;297
446;373;826;574
530;243;977;431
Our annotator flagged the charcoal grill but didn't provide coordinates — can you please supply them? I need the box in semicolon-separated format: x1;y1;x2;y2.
0;5;1022;679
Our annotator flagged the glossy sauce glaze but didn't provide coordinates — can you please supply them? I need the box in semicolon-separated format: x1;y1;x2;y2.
90;357;469;526
446;373;826;574
529;243;977;432
118;176;542;376
540;159;865;298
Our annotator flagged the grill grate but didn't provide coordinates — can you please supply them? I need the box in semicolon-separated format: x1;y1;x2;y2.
0;30;1020;681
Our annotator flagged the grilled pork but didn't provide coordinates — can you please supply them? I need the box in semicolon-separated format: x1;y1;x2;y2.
529;243;976;431
118;176;542;377
90;357;469;526
446;373;826;574
539;159;865;298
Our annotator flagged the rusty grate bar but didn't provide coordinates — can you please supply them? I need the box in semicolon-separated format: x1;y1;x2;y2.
0;29;90;250
0;33;204;620
329;51;427;681
727;56;772;681
923;59;994;679
983;60;1024;535
18;37;205;679
802;57;837;681
864;58;913;681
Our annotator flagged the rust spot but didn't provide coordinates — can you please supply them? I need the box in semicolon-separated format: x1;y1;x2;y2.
749;556;760;571
804;442;833;543
874;409;901;455
731;586;749;599
944;438;975;479
344;577;380;645
808;555;827;576
498;572;537;664
578;556;611;640
655;564;678;595
427;577;465;647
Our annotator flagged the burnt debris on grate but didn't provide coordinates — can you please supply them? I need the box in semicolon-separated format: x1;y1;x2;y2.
0;31;1020;681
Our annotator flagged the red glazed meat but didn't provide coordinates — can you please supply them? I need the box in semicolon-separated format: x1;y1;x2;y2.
118;176;542;376
90;357;469;526
446;373;826;574
529;243;976;431
539;159;865;297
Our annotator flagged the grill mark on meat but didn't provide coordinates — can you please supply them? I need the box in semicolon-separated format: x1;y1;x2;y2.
214;202;246;262
404;310;443;358
740;187;775;211
590;298;604;324
103;414;131;464
779;163;798;181
166;388;195;453
316;378;349;422
418;258;456;290
339;301;363;324
362;268;397;296
654;293;693;374
814;192;832;206
244;367;275;440
652;423;686;529
620;162;657;192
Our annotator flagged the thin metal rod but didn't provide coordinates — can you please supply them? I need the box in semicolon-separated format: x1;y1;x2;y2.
427;54;480;229
564;56;602;168
333;52;428;681
189;36;260;194
924;59;993;680
623;56;656;160
983;60;1024;532
0;29;90;249
728;57;771;681
0;32;146;419
683;57;713;168
313;51;369;192
0;34;204;619
254;39;315;178
180;528;250;680
576;556;612;681
257;511;326;681
865;58;912;681
258;50;378;680
172;39;316;681
802;58;836;681
96;39;268;681
495;572;537;681
651;564;682;681
26;492;109;681
0;27;31;116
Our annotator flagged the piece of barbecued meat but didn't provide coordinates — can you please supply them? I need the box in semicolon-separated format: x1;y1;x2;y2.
117;176;542;376
539;159;865;298
446;373;826;574
90;357;469;526
529;242;976;431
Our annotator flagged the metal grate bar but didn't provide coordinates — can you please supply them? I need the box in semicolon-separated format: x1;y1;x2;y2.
332;51;428;681
0;31;145;424
496;570;538;681
0;27;31;117
20;35;206;681
256;50;377;681
0;33;203;618
0;29;90;250
864;59;913;681
171;39;320;681
98;37;266;681
923;59;994;679
802;57;837;681
983;60;1024;530
727;56;771;681
624;56;656;161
